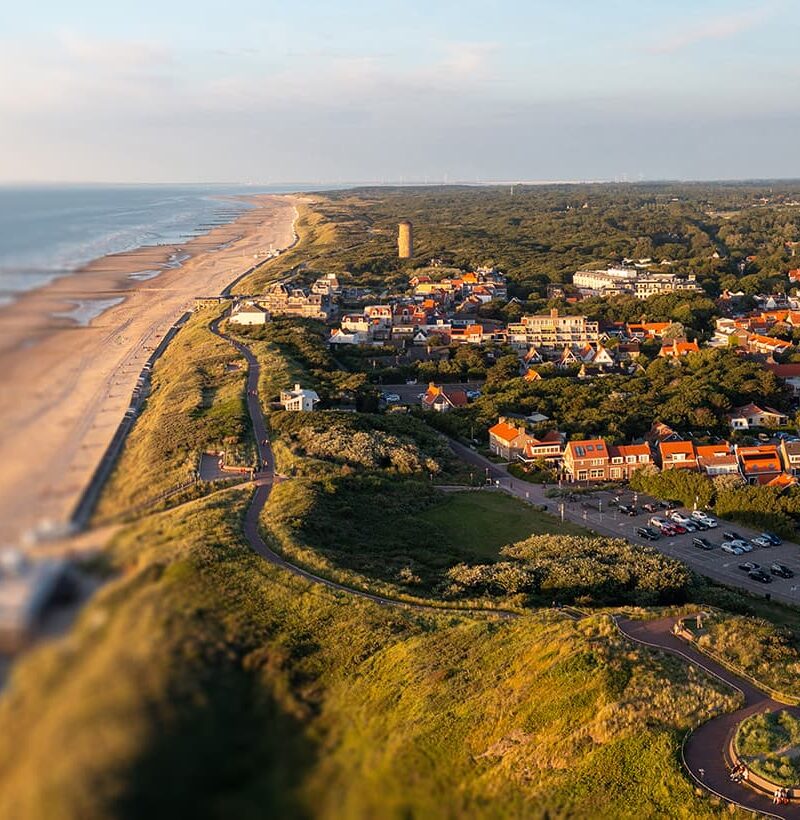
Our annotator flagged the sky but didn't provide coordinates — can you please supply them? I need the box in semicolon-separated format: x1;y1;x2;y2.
1;0;798;184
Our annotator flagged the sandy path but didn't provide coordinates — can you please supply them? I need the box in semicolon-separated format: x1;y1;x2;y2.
0;194;297;546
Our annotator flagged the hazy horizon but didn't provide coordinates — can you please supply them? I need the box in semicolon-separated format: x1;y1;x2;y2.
2;0;798;183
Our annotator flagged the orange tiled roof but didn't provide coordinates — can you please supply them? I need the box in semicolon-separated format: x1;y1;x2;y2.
488;421;523;444
659;441;697;458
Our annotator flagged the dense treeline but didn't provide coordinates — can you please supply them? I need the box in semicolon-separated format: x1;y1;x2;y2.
420;347;787;442
263;183;800;302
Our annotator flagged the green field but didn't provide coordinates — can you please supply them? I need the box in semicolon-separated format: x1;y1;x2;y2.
736;710;800;786
417;491;587;560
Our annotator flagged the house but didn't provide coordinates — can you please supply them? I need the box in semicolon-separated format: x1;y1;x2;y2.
646;421;682;445
519;430;566;464
736;444;783;485
230;301;269;325
659;339;700;357
745;334;792;356
727;403;788;430
625;321;671;340
562;439;610;482
523;368;542;382
780;440;800;476
488;419;529;460
280;384;320;412
556;346;581;369
766;363;800;397
658;441;698;470
607;443;652;480
696;443;740;476
592;344;616;367
523;346;543;365
420;383;468;413
329;329;368;346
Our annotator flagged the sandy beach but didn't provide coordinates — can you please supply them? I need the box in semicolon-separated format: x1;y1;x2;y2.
0;194;297;547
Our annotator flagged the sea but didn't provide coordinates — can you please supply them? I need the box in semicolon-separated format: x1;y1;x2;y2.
0;183;318;305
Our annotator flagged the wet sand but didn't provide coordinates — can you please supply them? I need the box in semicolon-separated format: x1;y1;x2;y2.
0;194;297;547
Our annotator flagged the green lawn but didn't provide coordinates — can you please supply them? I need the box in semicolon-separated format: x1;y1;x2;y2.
417;491;589;560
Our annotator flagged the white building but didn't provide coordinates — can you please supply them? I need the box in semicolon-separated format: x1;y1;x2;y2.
230;302;269;325
280;384;320;412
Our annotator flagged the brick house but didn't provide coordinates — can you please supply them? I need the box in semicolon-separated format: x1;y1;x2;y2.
658;441;698;470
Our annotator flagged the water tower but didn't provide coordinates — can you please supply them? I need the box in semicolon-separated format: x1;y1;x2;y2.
398;220;413;258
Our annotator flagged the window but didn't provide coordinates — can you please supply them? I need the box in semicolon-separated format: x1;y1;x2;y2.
590;469;605;478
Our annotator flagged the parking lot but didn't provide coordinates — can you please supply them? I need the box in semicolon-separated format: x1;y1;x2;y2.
581;486;800;604
450;440;800;607
379;382;484;406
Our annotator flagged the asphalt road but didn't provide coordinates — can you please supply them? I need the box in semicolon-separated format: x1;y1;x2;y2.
449;440;800;607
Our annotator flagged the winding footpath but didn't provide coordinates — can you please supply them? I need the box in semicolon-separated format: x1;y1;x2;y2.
212;319;799;817
209;317;519;619
618;615;800;819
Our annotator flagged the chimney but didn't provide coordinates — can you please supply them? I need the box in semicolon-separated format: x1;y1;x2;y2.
294;383;301;391
550;308;559;318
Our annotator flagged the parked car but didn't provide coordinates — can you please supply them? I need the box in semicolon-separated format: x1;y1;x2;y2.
642;503;657;513
723;531;743;542
692;519;710;531
649;516;668;530
466;390;481;399
730;539;753;553
751;536;772;549
636;526;661;541
738;561;761;572
749;569;772;583
691;510;717;527
721;542;745;555
761;531;783;546
771;563;795;578
618;504;638;516
692;537;714;550
671;524;687;534
383;393;401;403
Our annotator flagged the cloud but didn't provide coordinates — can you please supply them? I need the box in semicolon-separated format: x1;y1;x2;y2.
647;4;777;54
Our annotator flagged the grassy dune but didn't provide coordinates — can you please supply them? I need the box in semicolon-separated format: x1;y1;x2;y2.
94;312;254;521
0;492;742;819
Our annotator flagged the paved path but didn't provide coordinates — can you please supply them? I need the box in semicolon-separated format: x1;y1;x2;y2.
617;615;800;818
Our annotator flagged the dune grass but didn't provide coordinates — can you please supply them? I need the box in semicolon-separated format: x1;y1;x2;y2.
0;490;741;819
94;311;254;521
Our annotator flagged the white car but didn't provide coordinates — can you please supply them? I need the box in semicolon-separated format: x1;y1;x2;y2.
721;542;745;555
383;393;401;403
670;512;692;525
751;536;772;549
730;539;753;553
691;510;717;527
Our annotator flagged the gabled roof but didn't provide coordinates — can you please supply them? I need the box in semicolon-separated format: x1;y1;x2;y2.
659;440;697;459
488;421;524;444
660;339;700;356
524;368;542;382
565;439;608;459
767;363;800;378
695;443;732;459
422;384;467;408
610;443;650;459
729;403;787;419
